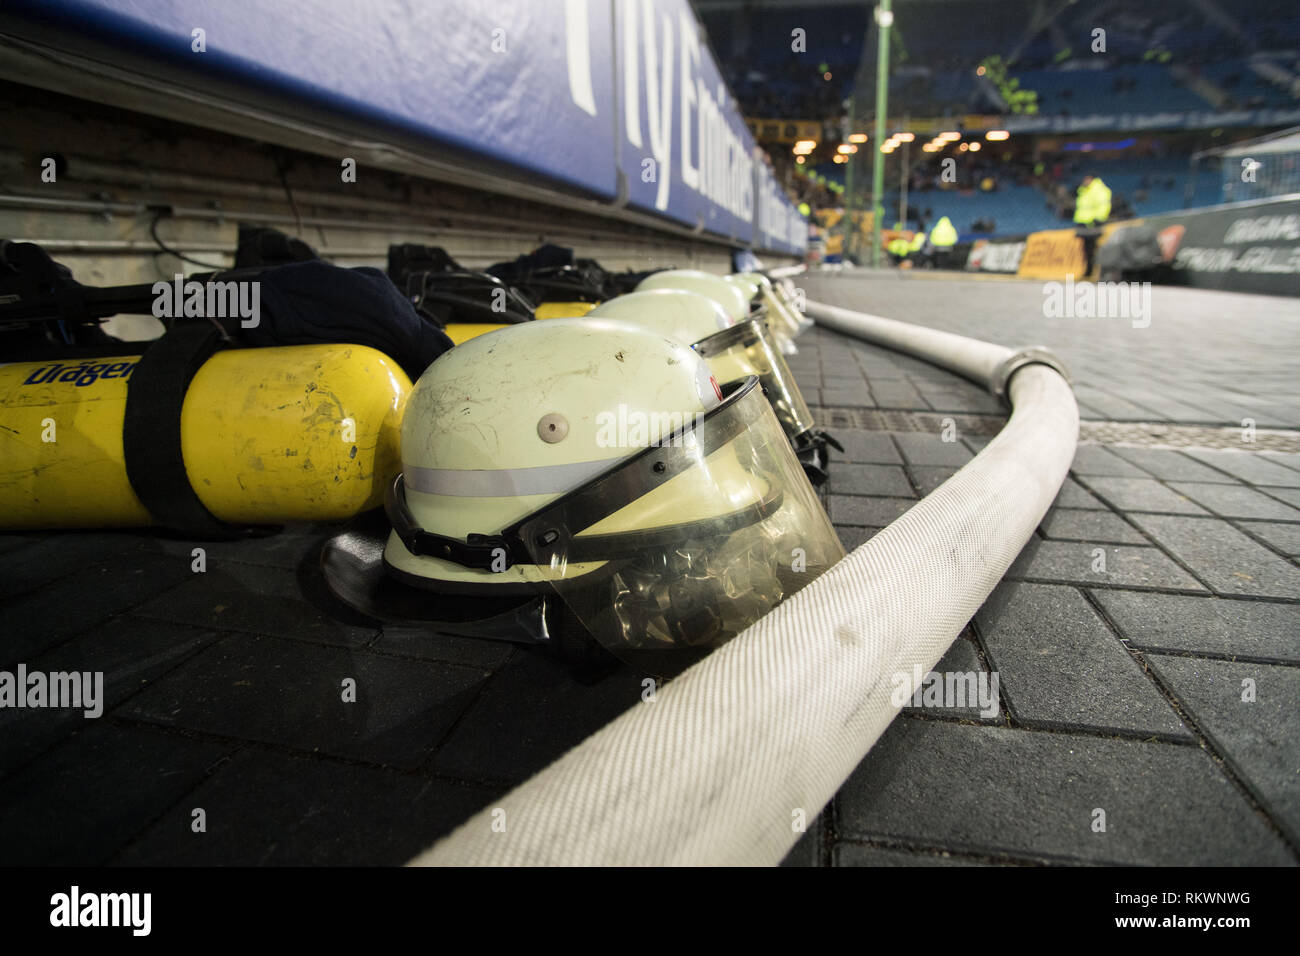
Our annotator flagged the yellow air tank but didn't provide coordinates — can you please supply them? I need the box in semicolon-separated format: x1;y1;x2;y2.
443;323;510;344
533;301;598;319
0;343;411;530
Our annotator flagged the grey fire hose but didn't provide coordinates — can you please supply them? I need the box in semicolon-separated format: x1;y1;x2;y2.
409;300;1077;866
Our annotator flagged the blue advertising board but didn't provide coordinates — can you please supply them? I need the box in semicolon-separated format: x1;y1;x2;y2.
3;0;620;197
0;0;806;254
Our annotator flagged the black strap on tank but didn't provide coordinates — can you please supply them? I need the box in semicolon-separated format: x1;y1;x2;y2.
122;321;241;538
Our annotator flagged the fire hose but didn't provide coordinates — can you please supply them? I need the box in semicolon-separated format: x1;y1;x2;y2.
408;299;1077;866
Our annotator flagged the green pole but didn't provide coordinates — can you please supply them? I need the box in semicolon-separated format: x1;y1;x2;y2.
870;0;892;268
844;99;857;261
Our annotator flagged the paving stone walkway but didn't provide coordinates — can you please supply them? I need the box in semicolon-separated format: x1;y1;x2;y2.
1;274;1296;866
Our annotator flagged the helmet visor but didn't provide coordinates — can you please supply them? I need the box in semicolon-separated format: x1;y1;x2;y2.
695;319;816;440
512;377;843;673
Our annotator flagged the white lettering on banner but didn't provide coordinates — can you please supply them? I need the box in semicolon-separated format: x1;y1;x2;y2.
642;0;674;210
1176;245;1300;273
620;0;753;222
1223;215;1300;243
982;241;1026;272
679;9;699;190
564;0;597;117
622;2;642;148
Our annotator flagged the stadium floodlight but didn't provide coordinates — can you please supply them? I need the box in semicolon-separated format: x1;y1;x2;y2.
837;143;858;154
986;130;1010;141
896;132;915;142
793;139;818;151
848;133;868;143
796;155;806;164
939;131;961;141
959;143;969;151
968;142;982;151
833;154;847;164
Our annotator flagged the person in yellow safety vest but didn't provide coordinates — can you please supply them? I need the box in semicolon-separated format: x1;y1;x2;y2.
929;216;958;248
886;233;911;264
1073;174;1112;227
1074;174;1113;275
909;229;927;255
926;215;958;268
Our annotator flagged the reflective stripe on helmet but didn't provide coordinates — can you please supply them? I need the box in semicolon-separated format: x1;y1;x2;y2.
405;457;624;498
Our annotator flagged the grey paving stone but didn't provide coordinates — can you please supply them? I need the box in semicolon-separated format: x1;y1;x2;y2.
834;844;1012;866
121;633;488;769
1167;482;1300;521
134;561;378;648
1145;655;1300;846
1109;447;1237;483
0;617;221;779
433;649;647;783
1093;591;1300;663
152;524;334;570
1069;445;1149;477
1238;520;1300;557
0;533;41;556
828;463;914;498
1007;538;1206;591
1184;450;1300;487
371;625;516;669
906;466;959;496
1083;477;1209;515
0;722;230;865
0;553;195;662
1052;477;1109;510
821;371;866;385
918;389;1004;415
835;717;1293;865
0;533;161;601
822;388;869;406
1261;452;1300;475
115;748;499;866
900;636;1000;720
1132;514;1300;599
823;367;864;381
892;432;974;467
1261;486;1300;510
836;526;880;551
832;429;903;465
1039;507;1146;544
829;495;914;527
1071;389;1162;421
974;582;1188;738
858;364;906;381
869;383;925;407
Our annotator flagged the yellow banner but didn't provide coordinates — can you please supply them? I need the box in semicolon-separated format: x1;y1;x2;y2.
1017;228;1087;279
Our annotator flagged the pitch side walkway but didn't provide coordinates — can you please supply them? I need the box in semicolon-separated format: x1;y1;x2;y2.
0;274;1296;865
781;272;1299;865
